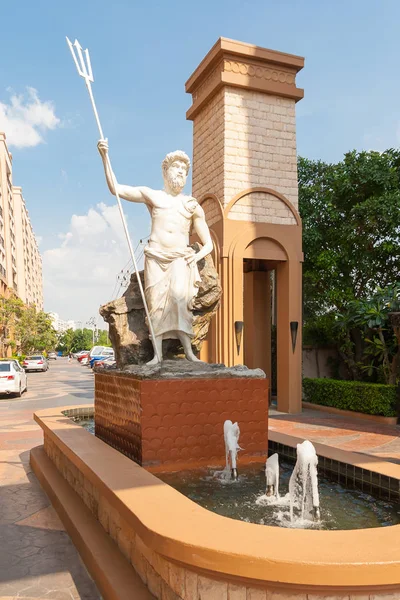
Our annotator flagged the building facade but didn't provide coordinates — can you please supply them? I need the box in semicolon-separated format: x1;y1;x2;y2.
0;132;44;309
49;313;76;333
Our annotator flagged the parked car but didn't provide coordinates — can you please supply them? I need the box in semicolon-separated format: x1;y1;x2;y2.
77;352;89;363
89;346;107;358
22;355;49;372
0;360;28;397
75;350;88;359
80;355;89;366
93;355;116;369
47;352;57;360
90;348;115;368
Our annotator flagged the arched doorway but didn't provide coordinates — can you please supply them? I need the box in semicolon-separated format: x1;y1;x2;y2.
243;237;287;393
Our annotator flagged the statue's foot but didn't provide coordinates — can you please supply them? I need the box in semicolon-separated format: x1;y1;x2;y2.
146;356;161;366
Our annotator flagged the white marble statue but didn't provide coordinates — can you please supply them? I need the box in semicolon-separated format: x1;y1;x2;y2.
97;140;213;364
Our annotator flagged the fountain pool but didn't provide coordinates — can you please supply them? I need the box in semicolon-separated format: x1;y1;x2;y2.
157;462;400;530
75;417;400;530
32;405;400;597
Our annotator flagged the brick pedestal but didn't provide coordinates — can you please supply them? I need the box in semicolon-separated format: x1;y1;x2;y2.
94;371;269;469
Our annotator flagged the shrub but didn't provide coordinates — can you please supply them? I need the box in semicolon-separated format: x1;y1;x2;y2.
303;378;397;417
12;354;26;364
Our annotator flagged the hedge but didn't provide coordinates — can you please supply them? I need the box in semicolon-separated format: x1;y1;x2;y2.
303;378;397;417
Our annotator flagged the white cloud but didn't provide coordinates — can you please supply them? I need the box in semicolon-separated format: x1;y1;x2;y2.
43;203;134;322
0;87;60;148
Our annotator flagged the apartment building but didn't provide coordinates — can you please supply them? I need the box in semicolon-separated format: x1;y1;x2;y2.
0;132;43;309
13;187;44;309
49;313;76;332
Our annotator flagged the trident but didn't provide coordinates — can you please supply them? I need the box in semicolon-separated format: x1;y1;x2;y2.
66;38;161;363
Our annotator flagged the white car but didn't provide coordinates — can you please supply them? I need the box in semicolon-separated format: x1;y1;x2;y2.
89;345;107;358
22;355;49;372
0;360;28;397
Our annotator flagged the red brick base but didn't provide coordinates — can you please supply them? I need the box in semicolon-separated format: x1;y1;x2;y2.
95;372;269;469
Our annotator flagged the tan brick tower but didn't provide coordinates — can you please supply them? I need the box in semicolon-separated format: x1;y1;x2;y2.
187;38;304;413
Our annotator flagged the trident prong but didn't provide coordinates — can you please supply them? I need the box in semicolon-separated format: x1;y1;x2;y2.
66;37;94;83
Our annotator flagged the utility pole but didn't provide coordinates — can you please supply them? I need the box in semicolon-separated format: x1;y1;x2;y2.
86;317;96;346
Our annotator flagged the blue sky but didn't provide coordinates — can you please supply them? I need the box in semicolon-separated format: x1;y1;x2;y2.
1;0;400;324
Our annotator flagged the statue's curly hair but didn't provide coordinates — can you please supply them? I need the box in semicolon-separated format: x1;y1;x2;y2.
162;150;191;176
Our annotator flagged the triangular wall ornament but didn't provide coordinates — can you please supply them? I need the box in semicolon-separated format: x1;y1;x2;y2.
234;321;244;355
290;321;299;353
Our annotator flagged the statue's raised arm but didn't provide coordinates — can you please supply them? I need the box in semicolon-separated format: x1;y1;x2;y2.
97;139;155;205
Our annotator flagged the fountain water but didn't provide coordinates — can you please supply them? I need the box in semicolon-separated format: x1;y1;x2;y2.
223;420;241;480
265;453;279;497
289;440;320;522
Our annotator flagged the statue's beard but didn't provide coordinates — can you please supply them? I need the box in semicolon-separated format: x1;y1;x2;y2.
167;173;186;193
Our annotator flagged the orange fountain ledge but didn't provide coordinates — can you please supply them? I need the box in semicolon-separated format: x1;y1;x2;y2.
31;404;400;598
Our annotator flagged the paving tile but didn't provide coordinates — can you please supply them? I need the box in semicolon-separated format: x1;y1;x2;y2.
270;408;400;463
0;360;100;599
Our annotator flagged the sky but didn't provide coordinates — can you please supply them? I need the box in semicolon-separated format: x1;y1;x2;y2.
1;0;400;326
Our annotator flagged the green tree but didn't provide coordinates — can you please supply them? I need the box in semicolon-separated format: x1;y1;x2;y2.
56;328;75;354
16;307;57;355
299;150;400;320
70;328;93;352
299;150;400;382
96;329;111;346
0;296;24;357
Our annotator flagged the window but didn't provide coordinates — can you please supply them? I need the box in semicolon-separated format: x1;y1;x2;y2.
102;348;114;356
0;364;11;372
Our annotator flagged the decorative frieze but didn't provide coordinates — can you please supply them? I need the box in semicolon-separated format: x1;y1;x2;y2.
186;37;304;120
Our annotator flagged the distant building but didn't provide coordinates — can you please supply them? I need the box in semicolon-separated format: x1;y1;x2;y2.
0;132;43;309
49;312;76;332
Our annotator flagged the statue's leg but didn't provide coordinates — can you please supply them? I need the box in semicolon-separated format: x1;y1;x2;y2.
146;335;163;365
178;332;202;362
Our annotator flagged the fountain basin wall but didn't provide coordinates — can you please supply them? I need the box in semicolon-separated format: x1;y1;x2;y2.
31;405;400;599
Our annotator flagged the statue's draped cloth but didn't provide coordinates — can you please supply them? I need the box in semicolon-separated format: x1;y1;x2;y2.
144;244;201;339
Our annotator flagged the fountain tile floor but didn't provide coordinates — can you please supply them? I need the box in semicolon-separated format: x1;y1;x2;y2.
269;407;400;464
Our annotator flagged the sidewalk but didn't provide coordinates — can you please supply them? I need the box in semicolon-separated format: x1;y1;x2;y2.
269;406;400;464
0;366;101;599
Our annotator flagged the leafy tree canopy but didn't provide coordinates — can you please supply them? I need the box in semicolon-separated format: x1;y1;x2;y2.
299;150;400;383
299;149;400;320
0;296;57;356
56;328;111;353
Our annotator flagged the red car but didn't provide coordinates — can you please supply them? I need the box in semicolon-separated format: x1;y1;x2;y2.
77;353;89;363
94;356;116;368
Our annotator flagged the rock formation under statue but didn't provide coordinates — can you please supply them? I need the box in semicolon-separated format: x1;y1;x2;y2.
100;243;222;367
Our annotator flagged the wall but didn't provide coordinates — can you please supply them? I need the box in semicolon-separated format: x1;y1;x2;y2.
302;346;338;379
223;89;298;208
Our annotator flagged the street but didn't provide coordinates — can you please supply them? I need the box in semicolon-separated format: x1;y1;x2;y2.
0;358;101;599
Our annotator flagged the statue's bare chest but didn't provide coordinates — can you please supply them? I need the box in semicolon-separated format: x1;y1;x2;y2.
151;198;195;232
